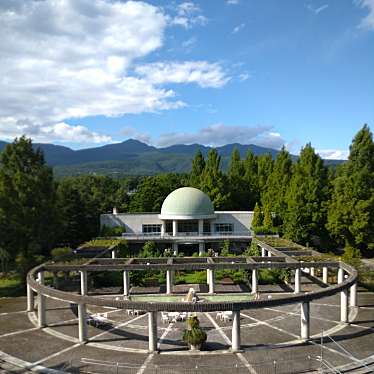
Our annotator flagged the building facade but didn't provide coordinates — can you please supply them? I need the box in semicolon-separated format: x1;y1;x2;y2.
100;187;254;255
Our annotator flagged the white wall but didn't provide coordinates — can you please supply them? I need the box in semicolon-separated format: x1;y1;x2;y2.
214;212;253;232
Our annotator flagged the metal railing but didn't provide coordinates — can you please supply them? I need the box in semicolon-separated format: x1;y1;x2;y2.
120;231;252;239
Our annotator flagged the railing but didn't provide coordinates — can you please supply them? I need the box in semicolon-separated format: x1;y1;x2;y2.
120;231;252;239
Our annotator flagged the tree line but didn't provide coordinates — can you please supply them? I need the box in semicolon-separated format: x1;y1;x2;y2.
0;125;373;280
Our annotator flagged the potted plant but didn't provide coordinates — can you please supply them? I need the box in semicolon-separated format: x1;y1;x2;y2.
182;316;207;351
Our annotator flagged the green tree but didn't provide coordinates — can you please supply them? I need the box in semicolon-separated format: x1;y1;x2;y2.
0;137;57;281
243;151;259;209
327;125;374;251
189;150;205;188
252;202;263;228
263;203;273;229
228;148;247;210
283;143;329;246
257;153;273;199
262;147;292;227
199;149;230;209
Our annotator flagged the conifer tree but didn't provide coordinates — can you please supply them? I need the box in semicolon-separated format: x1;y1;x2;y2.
200;149;230;209
263;203;273;229
257;153;274;202
251;202;263;228
283;143;329;245
228;148;246;209
189;150;205;187
262;147;293;226
243;151;259;209
327;125;374;251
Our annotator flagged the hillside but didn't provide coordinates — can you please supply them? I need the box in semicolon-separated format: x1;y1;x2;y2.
0;139;343;176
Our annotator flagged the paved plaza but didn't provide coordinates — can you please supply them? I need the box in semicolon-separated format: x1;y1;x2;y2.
0;276;374;373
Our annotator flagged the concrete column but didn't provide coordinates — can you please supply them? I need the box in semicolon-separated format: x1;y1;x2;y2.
338;268;348;323
148;311;158;352
80;270;88;296
261;247;266;257
37;272;46;328
78;303;87;343
350;282;357;307
208;269;215;294
27;283;34;312
166;270;173;294
123;270;130;296
111;249;116;259
198;219;204;235
300;302;310;340
172;242;178;256
172;220;177;236
310;267;315;277
199;242;205;256
322;267;328;284
161;221;166;236
231;310;241;352
268;251;272;257
294;268;301;294
338;267;344;284
251;269;258;294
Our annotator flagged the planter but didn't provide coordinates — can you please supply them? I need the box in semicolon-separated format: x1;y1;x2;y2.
189;343;202;351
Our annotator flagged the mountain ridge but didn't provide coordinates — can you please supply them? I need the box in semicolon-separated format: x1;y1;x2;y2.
0;138;343;177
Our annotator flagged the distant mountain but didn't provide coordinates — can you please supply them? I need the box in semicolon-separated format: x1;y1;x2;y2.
0;138;344;177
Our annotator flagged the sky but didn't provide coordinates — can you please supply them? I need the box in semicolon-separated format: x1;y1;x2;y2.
0;0;374;159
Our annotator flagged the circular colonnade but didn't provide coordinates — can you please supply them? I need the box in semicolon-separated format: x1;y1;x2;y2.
26;240;358;353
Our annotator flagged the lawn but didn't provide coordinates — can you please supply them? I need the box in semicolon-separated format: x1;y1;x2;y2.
0;274;25;298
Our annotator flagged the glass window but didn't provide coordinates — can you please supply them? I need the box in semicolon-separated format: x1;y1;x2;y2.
142;224;161;234
214;223;233;232
178;220;198;233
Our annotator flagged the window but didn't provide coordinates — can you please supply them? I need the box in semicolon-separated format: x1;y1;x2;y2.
214;223;233;233
178;220;198;233
142;224;161;234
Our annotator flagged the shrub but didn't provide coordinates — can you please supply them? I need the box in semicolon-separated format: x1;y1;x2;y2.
51;247;73;259
243;242;260;257
100;225;125;237
252;226;277;235
220;240;231;256
183;316;207;349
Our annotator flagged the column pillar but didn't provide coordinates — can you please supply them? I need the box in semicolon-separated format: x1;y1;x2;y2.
350;282;357;308
251;269;258;294
208;269;215;294
78;303;87;343
294;268;301;294
268;251;272;257
166;270;173;295
123;270;130;296
172;220;177;236
161;221;166;236
338;268;348;323
111;249;116;259
148;311;158;352
261;247;266;257
310;267;315;277
199;242;205;256
172;242;178;256
300;302;310;341
37;272;46;328
198;219;204;235
322;267;328;284
27;283;34;312
80;270;88;296
231;310;241;352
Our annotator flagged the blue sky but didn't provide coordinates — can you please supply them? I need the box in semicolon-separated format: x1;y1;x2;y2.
0;0;373;159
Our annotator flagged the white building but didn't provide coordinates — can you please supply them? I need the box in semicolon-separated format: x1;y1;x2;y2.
100;187;254;255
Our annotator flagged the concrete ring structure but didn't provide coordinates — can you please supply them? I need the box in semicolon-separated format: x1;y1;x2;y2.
26;240;358;354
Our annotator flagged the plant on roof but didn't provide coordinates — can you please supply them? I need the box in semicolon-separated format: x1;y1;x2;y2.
182;316;207;350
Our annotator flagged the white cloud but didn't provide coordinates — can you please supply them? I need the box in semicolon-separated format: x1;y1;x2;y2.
171;2;208;28
316;149;349;160
232;23;245;34
226;0;240;5
0;120;111;144
307;4;329;14
356;0;374;30
121;127;151;144
156;124;285;148
239;72;250;81
135;61;229;88
0;0;228;143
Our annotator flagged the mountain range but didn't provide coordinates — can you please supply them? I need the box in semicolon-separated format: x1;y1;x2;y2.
0;139;342;177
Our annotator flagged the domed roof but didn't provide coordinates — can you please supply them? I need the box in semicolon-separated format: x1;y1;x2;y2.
159;187;215;219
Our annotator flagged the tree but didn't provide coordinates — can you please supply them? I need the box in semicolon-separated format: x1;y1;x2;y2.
189;150;205;188
199;149;230;209
227;148;247;210
263;203;273;229
257;153;273;199
283;143;329;246
251;202;263;228
327;125;374;252
0;137;57;281
262;147;293;227
243;151;259;209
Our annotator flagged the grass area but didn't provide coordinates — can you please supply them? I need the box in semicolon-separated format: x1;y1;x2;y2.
0;274;25;298
130;293;253;303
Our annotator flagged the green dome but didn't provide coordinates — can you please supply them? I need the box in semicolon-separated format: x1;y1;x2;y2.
160;187;215;219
